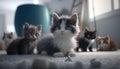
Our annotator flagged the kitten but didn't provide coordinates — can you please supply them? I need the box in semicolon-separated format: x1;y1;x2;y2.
2;32;14;47
97;35;118;51
76;29;96;52
6;23;41;55
0;32;13;50
37;13;79;57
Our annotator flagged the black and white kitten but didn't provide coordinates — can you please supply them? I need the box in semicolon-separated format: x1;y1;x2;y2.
75;28;96;52
37;13;79;57
6;23;41;55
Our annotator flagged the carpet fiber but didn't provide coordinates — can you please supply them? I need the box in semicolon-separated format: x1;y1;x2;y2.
0;50;120;69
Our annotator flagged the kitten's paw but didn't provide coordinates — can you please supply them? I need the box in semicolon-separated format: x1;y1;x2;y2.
33;48;38;54
53;52;64;57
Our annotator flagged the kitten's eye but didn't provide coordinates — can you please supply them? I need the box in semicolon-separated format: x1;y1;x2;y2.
87;35;90;38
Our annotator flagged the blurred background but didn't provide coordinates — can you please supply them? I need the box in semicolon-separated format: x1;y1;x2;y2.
0;0;120;47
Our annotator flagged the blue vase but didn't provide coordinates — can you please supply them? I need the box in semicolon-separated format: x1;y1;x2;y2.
15;4;50;37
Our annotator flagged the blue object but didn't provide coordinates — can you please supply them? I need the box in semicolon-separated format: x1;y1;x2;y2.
15;4;50;36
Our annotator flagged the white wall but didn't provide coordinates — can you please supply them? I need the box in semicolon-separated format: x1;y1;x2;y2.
88;0;120;19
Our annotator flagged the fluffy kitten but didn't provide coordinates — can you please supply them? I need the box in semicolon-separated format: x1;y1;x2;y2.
97;35;118;51
76;29;96;52
2;32;13;47
6;23;41;55
37;13;79;57
0;32;13;50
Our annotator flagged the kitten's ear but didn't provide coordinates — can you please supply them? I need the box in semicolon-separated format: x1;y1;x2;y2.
2;32;5;40
71;13;78;24
97;36;101;39
106;35;110;40
85;28;89;32
23;22;29;30
37;25;42;31
52;12;59;24
106;35;110;44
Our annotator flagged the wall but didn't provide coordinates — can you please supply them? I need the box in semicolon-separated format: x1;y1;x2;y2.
0;13;5;38
0;9;16;38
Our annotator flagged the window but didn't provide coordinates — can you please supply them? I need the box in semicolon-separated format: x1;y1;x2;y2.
114;0;119;10
89;0;113;19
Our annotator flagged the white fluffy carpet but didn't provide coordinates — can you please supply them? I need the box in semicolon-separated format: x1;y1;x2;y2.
0;50;120;69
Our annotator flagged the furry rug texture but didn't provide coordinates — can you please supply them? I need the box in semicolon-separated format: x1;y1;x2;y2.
0;50;120;69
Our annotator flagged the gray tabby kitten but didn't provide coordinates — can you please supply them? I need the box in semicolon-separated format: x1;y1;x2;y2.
6;23;41;55
37;13;79;57
0;32;13;50
2;32;13;47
